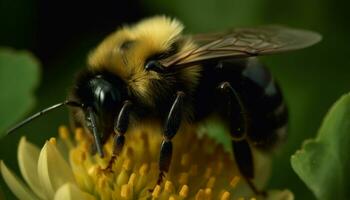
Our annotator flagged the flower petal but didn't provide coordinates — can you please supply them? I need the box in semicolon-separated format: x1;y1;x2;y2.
38;141;76;199
0;161;40;200
53;183;96;200
254;149;272;188
18;137;46;199
267;190;294;200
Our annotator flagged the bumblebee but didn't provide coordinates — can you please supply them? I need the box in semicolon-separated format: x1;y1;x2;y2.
8;16;321;194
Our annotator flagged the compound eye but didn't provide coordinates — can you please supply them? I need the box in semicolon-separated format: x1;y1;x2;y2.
145;60;165;73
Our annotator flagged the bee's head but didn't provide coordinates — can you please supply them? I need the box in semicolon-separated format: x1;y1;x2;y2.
74;70;127;117
72;70;128;156
86;16;198;106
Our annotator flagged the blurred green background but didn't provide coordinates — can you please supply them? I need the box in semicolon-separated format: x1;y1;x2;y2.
0;0;349;199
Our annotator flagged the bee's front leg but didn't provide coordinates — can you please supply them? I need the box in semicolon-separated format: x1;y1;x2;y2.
103;100;132;172
86;107;105;158
156;91;186;186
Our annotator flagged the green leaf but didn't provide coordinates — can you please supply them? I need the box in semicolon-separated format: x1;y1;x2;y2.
0;48;40;137
291;93;350;200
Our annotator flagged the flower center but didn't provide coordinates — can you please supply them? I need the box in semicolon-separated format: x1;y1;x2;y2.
58;125;256;200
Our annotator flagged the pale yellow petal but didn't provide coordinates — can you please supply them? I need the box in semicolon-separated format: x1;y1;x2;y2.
53;183;96;200
38;141;76;199
253;149;272;188
0;161;40;200
266;190;294;200
18;137;46;199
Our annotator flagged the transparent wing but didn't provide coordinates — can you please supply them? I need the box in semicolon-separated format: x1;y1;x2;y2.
159;25;321;68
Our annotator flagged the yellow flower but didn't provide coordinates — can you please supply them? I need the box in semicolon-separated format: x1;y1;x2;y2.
1;124;293;200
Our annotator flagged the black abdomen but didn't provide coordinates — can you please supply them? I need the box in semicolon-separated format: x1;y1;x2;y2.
193;58;288;151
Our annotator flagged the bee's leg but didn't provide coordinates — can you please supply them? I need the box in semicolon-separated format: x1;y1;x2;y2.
86;107;104;158
90;141;97;155
218;82;266;196
156;91;186;186
232;140;266;196
103;100;132;172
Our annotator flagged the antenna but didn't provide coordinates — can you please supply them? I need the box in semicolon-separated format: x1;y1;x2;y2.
6;100;84;135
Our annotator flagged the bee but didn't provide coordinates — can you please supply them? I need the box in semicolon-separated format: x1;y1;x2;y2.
7;16;321;194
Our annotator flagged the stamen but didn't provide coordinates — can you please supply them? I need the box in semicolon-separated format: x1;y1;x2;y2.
98;175;108;189
206;176;216;188
59;126;75;150
230;176;240;188
152;185;161;198
88;165;99;177
128;173;137;186
117;164;130;186
164;181;174;193
135;163;149;193
123;159;132;171
220;191;231;200
121;184;132;199
49;137;57;145
178;172;189;185
195;189;205;200
139;163;149;175
168;196;176;200
58;126;69;140
179;185;189;197
204;167;212;179
204;188;212;199
74;128;85;142
125;147;134;159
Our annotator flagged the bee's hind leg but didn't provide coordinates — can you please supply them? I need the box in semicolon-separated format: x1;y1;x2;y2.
103;100;133;172
154;91;186;188
218;82;266;197
232;140;267;196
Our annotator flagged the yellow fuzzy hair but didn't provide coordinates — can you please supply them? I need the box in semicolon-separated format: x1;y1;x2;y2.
87;16;201;106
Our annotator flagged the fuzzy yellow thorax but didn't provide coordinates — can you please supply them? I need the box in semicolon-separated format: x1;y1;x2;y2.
87;16;200;107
